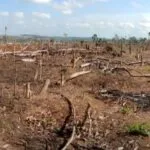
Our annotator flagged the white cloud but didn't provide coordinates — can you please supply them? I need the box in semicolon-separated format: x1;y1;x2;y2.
52;0;109;15
96;21;105;26
25;0;51;4
131;1;143;9
66;22;90;28
53;0;83;15
0;12;9;17
139;22;150;28
22;0;109;15
16;20;24;24
14;12;24;18
93;0;109;2
62;9;72;15
75;23;90;28
32;12;51;19
139;13;150;29
118;22;135;29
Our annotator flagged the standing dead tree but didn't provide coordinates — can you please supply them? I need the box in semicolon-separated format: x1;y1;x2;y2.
34;67;39;81
39;58;43;81
26;82;32;99
13;44;17;97
60;68;67;86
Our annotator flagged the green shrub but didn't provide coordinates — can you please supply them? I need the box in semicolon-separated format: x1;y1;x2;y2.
120;106;131;114
126;123;150;136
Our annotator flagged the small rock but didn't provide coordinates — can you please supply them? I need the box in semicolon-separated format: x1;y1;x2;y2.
104;129;110;136
98;115;105;120
3;144;10;149
118;147;124;150
129;140;134;144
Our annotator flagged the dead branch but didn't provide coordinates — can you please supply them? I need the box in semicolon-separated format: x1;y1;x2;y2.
58;94;73;134
88;106;92;137
80;63;92;68
61;97;76;150
61;126;76;150
79;103;91;129
111;67;150;78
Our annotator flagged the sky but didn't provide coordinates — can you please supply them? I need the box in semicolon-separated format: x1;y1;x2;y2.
0;0;150;37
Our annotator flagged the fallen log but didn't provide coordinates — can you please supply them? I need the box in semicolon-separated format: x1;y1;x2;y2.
67;70;91;81
21;58;36;63
80;63;92;68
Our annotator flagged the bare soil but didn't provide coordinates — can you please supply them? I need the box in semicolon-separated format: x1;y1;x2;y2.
0;42;149;150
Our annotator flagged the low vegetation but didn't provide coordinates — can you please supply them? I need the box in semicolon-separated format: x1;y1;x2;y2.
126;123;150;136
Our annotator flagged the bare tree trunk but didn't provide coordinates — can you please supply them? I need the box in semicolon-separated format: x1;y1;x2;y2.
13;45;17;97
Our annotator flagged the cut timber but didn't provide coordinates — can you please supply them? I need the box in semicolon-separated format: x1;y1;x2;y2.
39;79;50;98
67;70;91;81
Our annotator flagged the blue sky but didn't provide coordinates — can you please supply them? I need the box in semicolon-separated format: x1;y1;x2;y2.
0;0;150;37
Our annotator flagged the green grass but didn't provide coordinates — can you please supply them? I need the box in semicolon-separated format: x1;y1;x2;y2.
142;66;150;72
120;106;132;114
126;123;150;136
